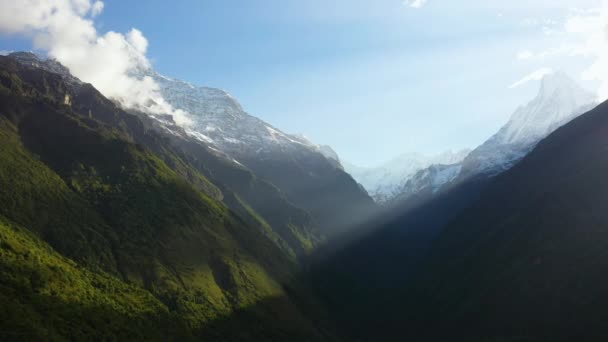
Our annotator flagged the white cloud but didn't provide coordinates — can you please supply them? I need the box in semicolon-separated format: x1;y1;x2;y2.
126;29;148;55
0;50;11;56
0;0;192;126
509;68;554;89
91;1;104;17
403;0;428;9
515;3;608;100
516;50;534;60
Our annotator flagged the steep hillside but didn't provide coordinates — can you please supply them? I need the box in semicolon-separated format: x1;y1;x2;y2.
149;69;377;235
0;55;337;340
0;215;180;341
399;96;608;341
309;94;608;341
10;51;323;259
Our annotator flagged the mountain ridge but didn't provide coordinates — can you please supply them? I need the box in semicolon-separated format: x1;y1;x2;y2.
344;149;471;202
391;71;597;204
0;53;341;341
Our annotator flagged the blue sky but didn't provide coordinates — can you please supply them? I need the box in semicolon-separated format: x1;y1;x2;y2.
0;0;604;166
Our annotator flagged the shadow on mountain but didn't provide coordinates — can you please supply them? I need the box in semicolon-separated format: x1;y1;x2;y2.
303;174;491;341
303;99;608;342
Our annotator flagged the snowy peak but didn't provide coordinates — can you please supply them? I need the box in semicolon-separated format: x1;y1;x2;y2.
145;69;343;171
395;163;463;201
539;71;590;100
392;71;598;204
498;71;596;146
462;71;597;177
151;71;244;117
345;149;471;202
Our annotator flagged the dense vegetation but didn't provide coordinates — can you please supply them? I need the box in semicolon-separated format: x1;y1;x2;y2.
0;55;338;341
0;215;179;340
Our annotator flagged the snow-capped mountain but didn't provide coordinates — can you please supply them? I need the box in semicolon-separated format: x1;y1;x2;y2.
149;71;343;167
11;51;341;169
393;71;597;203
7;51;375;236
460;71;597;177
345;149;470;202
396;163;463;200
147;70;375;234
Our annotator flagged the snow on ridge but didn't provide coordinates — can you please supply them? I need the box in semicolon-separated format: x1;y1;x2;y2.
345;149;471;202
186;130;214;144
141;65;345;172
223;137;242;144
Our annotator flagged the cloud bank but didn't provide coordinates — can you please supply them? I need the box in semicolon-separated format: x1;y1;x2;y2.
0;0;191;126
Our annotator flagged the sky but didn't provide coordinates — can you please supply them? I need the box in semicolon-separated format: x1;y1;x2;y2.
0;0;606;166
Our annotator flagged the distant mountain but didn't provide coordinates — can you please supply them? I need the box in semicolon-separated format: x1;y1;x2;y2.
344;149;470;202
460;71;597;177
393;71;597;204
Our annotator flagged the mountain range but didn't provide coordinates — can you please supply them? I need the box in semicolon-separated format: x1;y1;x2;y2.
0;52;375;340
344;149;470;202
3;49;608;342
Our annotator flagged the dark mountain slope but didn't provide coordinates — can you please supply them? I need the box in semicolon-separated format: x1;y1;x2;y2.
310;95;608;341
306;174;489;339
154;127;323;258
238;149;377;237
0;56;337;340
399;99;608;340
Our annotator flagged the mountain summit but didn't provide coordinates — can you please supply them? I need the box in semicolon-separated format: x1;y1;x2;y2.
495;71;595;147
390;71;597;204
461;71;597;176
149;71;336;164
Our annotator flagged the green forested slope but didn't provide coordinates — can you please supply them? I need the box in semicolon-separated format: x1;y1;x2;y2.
0;215;180;341
0;56;337;341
